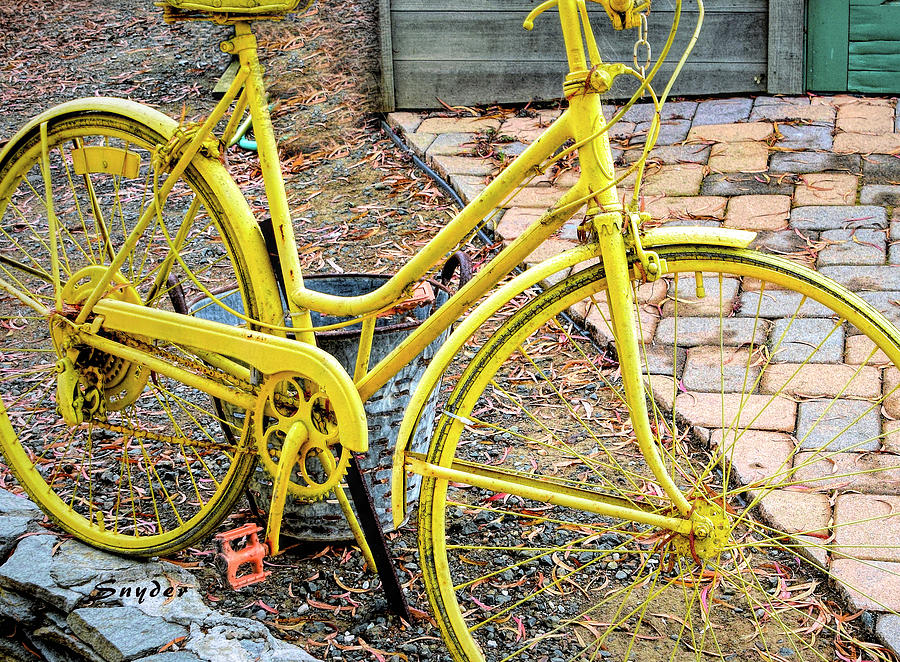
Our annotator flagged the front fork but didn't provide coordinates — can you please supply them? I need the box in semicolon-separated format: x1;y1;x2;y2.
593;214;693;518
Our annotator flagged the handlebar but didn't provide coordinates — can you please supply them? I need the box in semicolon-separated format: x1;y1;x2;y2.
524;0;647;32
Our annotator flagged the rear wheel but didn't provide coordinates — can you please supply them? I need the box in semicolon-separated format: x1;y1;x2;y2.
0;109;260;556
419;245;900;661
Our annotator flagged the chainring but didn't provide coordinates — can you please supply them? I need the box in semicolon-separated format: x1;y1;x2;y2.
253;370;350;502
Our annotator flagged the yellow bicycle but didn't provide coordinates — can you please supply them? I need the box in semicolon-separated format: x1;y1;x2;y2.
1;0;899;659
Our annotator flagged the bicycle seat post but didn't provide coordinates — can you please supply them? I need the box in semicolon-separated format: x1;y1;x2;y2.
224;22;316;344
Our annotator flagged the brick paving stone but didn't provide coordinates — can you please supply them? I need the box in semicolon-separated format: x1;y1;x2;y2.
499;115;547;143
737;290;831;318
819;265;900;291
646;374;676;412
796;398;880;451
861;185;900;206
791;204;887;230
750;229;815;261
607;120;637;140
449;174;486;202
495;207;542;243
641;344;686;377
710;429;795;484
581;298;659;344
688;122;774;143
776;123;834;151
430;154;495;178
759;363;881;399
861;154;900;185
751;96;836;122
625;143;710;165
426;132;476;156
644;195;727;222
817;228;886;266
639;163;705;196
406;132;435;153
769;151;860;175
794;451;900;493
756;489;831;535
793;173;858;206
497;142;529;158
834;494;900;562
707;140;769;173
770;317;844;363
631;119;693;146
504;184;565;208
673;391;796;430
681;345;758;392
883;367;900;419
834;132;900;154
856;291;900;327
386;111;423;134
417;116;501;134
661;275;740;316
845;334;892;365
724;195;790;230
701;173;794;197
885;420;900;453
756;488;831;568
836;101;896;135
877;615;900;655
692;98;753;126
654;316;768;347
831;558;900;612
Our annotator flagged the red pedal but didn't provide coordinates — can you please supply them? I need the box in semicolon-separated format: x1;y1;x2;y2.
214;524;270;590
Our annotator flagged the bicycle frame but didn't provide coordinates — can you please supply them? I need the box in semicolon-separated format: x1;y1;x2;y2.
55;0;755;544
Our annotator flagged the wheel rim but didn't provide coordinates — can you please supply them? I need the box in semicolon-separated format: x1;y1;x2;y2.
420;247;900;662
0;114;256;554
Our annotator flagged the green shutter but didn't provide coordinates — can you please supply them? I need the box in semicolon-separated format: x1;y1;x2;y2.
807;0;900;94
806;0;849;91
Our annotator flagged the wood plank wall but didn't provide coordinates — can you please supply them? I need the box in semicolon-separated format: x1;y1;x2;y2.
849;0;900;93
382;0;770;109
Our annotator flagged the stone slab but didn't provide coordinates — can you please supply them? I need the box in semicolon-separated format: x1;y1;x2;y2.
0;491;39;514
710;429;795;486
759;362;881;399
68;606;188;662
681;346;757;392
877;614;900;656
0;535;83;612
672;392;796;431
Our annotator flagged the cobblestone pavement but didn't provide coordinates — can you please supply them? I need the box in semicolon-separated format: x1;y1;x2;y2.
388;94;900;647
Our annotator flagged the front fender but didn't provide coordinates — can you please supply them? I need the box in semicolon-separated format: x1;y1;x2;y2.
390;225;757;526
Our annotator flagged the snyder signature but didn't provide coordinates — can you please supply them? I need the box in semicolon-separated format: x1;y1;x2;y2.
93;577;192;604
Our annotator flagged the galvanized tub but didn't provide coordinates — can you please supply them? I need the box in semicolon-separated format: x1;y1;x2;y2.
191;274;450;541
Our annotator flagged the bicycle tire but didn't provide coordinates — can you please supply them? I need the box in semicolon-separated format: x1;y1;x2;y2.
419;244;900;662
0;107;262;556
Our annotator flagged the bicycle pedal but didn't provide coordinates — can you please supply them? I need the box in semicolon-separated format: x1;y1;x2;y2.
214;524;270;590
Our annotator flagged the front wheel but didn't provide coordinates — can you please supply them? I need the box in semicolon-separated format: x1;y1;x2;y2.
0;107;263;556
419;245;900;662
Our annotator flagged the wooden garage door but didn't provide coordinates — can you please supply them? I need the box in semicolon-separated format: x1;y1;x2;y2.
807;0;900;93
